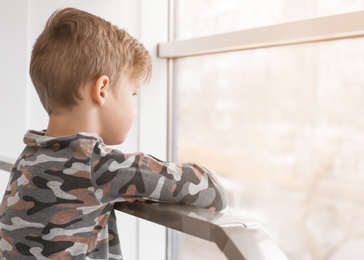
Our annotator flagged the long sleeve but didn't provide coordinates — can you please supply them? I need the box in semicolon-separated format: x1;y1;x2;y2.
91;142;227;211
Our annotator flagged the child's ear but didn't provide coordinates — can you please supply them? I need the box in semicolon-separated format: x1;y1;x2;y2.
92;75;110;106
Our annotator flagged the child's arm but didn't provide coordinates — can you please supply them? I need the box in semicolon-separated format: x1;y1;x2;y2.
91;144;227;211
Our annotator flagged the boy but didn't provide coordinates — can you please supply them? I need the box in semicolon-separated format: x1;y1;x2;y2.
0;7;227;260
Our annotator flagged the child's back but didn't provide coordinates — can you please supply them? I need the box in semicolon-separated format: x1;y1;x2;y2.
0;8;227;259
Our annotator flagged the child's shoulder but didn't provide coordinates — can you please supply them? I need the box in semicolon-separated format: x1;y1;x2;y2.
21;130;103;161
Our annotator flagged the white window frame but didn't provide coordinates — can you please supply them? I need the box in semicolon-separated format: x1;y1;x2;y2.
158;10;364;58
137;0;170;259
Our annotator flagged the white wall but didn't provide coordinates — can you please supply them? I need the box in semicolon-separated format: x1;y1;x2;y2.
0;1;170;258
0;1;28;159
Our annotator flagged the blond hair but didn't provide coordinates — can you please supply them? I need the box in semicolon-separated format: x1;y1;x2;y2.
30;7;152;114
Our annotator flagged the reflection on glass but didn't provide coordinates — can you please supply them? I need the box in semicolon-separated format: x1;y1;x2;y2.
173;38;364;259
175;0;364;39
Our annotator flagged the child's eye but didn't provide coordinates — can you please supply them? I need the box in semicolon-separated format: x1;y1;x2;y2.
133;93;138;96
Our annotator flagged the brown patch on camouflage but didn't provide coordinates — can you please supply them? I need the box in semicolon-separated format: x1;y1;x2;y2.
125;184;137;196
24;146;40;157
7;180;18;197
53;235;89;244
191;165;204;180
75;139;95;159
48;251;73;260
123;196;138;202
49;142;61;152
124;153;135;160
145;155;164;173
9;200;34;211
104;147;113;153
68;189;100;208
23;137;36;146
170;184;177;193
0;180;22;214
92;159;99;168
0;230;14;246
176;165;183;175
50;209;83;225
0;204;5;216
100;181;112;200
7;250;20;258
97;211;110;227
70;170;90;179
19;167;36;191
86;232;99;253
20;166;33;181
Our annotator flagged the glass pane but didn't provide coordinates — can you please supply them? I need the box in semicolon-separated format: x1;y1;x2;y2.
171;231;227;260
173;38;364;259
175;0;364;40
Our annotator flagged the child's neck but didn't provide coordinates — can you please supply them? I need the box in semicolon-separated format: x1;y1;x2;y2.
45;107;99;138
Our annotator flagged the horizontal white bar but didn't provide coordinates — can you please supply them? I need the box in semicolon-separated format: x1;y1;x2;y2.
158;10;364;58
0;156;15;172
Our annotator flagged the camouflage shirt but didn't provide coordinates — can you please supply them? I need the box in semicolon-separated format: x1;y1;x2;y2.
0;130;227;259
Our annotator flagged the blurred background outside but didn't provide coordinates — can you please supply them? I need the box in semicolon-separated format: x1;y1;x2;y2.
172;1;364;259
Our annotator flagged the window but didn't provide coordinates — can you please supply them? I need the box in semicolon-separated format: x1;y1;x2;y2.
167;1;364;259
